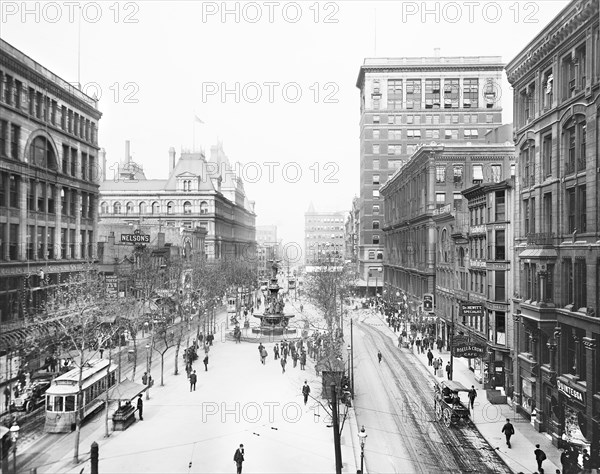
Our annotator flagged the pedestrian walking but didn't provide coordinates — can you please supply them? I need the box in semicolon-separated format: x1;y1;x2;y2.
203;355;209;371
560;449;571;474
445;362;451;379
292;351;298;368
468;386;477;410
142;372;148;385
233;444;245;474
427;349;434;366
300;304;304;312
189;370;197;391
137;394;144;420
260;348;268;365
582;448;591;473
433;358;440;376
302;380;311;405
377;350;382;363
502;418;514;448
280;357;287;373
415;337;421;353
300;351;306;370
274;343;279;360
534;444;546;473
3;385;10;411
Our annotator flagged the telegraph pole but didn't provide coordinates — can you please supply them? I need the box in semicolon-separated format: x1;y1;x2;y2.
449;306;454;380
331;383;342;474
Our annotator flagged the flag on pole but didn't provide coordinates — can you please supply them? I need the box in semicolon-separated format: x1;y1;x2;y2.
194;115;204;124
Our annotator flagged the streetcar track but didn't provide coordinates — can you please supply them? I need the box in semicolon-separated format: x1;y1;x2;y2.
358;319;511;474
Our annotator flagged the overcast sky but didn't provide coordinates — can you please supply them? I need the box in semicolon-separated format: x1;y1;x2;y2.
1;0;569;254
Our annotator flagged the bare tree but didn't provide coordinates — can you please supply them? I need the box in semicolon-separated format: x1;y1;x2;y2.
39;267;121;464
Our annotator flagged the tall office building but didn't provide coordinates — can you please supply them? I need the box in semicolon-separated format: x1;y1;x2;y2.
356;54;504;294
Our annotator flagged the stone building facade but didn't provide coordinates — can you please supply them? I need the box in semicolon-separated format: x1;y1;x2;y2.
98;142;256;264
0;39;102;365
506;0;599;461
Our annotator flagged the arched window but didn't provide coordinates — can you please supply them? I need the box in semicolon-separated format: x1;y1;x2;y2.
167;201;174;215
151;202;159;214
183;201;192;214
29;136;57;170
126;202;135;214
441;228;448;263
520;139;535;187
100;202;109;214
200;201;208;214
563;114;586;175
113;202;121;214
139;202;147;214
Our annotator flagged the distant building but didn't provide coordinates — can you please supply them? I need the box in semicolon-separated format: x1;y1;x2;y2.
506;0;599;456
98;141;256;262
380;143;515;330
256;225;279;277
356;53;505;294
304;203;346;265
0;39;102;364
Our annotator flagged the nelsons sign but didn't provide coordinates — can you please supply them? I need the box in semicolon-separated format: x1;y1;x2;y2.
121;233;150;243
557;379;585;404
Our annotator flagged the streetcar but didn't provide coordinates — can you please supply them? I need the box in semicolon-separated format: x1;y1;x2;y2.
44;358;117;433
227;296;237;314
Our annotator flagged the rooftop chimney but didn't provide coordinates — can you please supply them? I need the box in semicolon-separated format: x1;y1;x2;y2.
169;147;176;171
434;48;440;58
124;140;131;165
99;148;106;181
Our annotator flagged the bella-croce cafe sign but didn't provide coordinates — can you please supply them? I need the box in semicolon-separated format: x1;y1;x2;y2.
557;379;586;404
452;335;486;359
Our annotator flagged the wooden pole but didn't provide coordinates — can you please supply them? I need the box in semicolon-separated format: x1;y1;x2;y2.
331;383;342;474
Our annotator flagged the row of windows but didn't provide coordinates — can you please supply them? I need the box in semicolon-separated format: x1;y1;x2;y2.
522;185;586;236
370;130;486;149
1;70;98;145
0;222;94;261
100;201;209;215
371;78;496;110
519;115;588;189
373;113;495;126
516;38;599;128
305;218;344;223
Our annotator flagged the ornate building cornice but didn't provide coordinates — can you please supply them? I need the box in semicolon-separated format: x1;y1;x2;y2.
506;0;598;85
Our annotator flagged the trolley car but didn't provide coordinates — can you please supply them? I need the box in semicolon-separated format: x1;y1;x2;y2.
44;358;117;433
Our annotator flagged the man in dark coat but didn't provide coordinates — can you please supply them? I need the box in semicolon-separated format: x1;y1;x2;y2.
427;350;434;366
137;394;144;420
233;444;245;474
189;370;197;391
502;418;514;448
280;357;287;374
300;351;306;370
302;381;310;405
534;444;546;473
468;386;477;410
445;363;452;379
203;355;209;371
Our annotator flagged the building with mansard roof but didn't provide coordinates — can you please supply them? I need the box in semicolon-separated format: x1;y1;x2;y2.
98;141;256;262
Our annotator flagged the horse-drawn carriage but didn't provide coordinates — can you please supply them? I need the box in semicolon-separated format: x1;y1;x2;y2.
433;380;471;427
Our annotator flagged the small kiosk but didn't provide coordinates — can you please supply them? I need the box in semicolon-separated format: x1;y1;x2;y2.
107;380;147;431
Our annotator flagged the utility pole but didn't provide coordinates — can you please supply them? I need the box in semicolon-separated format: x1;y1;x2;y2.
449;305;454;380
331;383;342;474
350;318;354;399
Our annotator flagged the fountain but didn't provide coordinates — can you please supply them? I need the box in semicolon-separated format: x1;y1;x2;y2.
252;260;296;335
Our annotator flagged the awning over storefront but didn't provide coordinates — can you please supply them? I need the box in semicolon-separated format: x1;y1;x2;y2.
107;379;147;402
519;248;558;259
354;279;369;287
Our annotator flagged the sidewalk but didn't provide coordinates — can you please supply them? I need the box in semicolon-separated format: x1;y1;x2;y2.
371;307;561;474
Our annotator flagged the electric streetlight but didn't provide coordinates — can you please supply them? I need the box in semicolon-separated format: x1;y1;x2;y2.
145;343;151;400
10;422;20;474
358;425;367;474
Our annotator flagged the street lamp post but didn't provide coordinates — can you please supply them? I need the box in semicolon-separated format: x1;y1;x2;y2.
10;422;19;474
350;319;354;398
145;343;151;400
358;425;367;474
